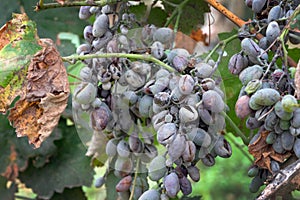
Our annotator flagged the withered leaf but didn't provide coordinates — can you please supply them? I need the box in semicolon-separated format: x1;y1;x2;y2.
8;39;69;148
0;13;41;113
295;59;300;99
248;131;292;172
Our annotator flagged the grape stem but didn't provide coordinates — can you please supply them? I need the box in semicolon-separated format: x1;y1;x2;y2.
203;34;238;63
35;0;126;11
224;131;253;163
62;53;176;73
221;111;250;145
129;158;140;200
164;0;190;28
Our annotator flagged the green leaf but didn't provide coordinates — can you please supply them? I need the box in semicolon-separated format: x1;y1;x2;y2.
19;120;94;199
20;0;88;40
148;7;168;27
0;176;17;200
51;187;87;200
163;0;209;34
0;113;62;177
105;171;121;200
0;14;41;88
290;13;300;30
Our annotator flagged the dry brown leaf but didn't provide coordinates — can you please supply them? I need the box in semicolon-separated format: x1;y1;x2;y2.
248;131;292;172
295;59;300;99
8;39;69;148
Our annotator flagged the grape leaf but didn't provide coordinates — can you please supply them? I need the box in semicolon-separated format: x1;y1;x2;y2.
290;13;300;30
19;120;94;199
0;176;17;200
163;0;209;34
0;114;62;179
105;171;121;200
51;187;87;200
0;13;41;112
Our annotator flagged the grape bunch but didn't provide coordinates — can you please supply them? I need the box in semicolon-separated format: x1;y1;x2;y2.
72;2;233;199
229;0;300;193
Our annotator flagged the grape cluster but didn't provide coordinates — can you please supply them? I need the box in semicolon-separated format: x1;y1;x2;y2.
229;0;300;193
72;2;233;199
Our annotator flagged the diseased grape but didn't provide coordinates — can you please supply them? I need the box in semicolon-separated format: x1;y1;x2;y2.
202;90;225;113
116;175;132;192
249;175;264;193
148;155;167;181
239;65;263;85
241;38;261;57
115;157;133;177
179;176;192;195
266;132;277;144
289;31;300;45
139;95;153;118
138;189;160;200
246;116;263;129
228;52;248;75
235;95;252;119
272;136;285;154
267;5;283;22
193;62;213;79
271;160;280;173
164;172;180;198
157;123;177;145
291;108;300;128
275;101;293;120
93;14;109;37
117;140;131;158
266;21;280;43
168;134;186;161
281;94;297;113
281;131;294;151
95;176;105;188
249;88;280;107
187;166;200;182
182;141;196;162
293;138;300;158
252;0;267;13
245;79;262;95
153;28;174;47
213;137;232;158
91;103;112;131
179;105;198;123
79;6;92;20
187;128;211;148
178;75;195;95
106;138;119;157
247;166;259;177
201;154;215;167
151;41;164;59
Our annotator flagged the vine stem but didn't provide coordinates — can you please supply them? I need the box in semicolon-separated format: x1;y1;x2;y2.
129;158;140;200
204;0;246;27
164;0;190;28
62;53;176;72
203;33;238;63
35;0;126;11
221;111;250;145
